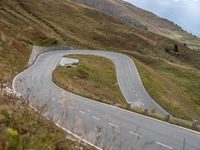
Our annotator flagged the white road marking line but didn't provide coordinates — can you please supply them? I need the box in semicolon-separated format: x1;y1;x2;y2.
108;123;119;128
79;110;86;114
92;116;100;121
129;131;142;138
155;141;173;150
55;123;102;150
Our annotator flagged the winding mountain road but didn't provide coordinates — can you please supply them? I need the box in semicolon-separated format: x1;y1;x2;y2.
13;50;200;150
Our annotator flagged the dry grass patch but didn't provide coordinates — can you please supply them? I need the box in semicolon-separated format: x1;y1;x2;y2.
0;37;31;85
53;55;127;107
52;54;200;131
53;53;200;123
0;95;95;150
132;54;200;121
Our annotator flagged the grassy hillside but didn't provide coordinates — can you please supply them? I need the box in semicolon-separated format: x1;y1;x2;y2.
53;54;200;122
1;0;200;71
0;95;95;150
53;55;127;107
72;0;200;50
0;36;31;84
132;54;200;121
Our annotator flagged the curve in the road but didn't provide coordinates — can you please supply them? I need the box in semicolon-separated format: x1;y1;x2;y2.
57;50;167;115
13;50;200;150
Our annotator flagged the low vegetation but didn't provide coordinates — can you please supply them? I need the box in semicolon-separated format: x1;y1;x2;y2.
0;37;31;85
1;0;200;69
127;52;200;121
53;55;200;131
53;54;200;122
0;94;95;150
53;55;127;107
71;0;200;50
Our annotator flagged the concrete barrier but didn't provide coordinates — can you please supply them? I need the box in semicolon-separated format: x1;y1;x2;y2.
28;46;73;66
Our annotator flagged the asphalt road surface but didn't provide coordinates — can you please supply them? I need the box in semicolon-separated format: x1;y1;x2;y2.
13;50;200;150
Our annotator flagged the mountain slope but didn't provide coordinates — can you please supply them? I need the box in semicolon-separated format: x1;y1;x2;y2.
0;0;200;121
1;0;199;70
71;0;200;50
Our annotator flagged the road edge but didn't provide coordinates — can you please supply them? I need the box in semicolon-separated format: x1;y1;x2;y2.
12;49;102;150
13;49;200;147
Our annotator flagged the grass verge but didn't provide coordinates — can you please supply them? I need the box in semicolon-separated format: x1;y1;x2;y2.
53;54;200;132
0;94;95;150
130;53;200;121
53;55;127;108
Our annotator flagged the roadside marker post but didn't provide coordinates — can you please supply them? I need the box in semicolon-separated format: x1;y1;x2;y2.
165;114;171;122
112;99;116;105
144;107;148;115
192;120;198;129
127;103;131;110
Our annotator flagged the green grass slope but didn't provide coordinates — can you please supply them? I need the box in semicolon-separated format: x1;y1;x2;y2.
129;53;200;121
53;54;200;122
53;55;127;107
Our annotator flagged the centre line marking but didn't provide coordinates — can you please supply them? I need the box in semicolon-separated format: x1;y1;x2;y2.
92;116;100;121
108;123;119;128
79;110;86;114
129;131;142;138
155;141;173;150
